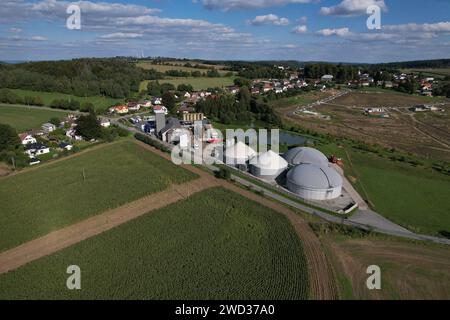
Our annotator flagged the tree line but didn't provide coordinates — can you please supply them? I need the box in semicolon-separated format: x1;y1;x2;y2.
0;58;161;99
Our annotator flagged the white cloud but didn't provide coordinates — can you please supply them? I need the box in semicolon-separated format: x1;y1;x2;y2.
292;25;308;34
202;0;315;11
100;33;143;39
249;14;290;26
30;36;48;41
320;0;387;17
383;22;450;33
316;27;352;37
10;27;22;33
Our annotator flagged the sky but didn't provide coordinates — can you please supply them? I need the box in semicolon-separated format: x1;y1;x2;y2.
0;0;450;63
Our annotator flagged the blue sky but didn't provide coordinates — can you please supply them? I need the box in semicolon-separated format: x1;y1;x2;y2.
1;0;450;62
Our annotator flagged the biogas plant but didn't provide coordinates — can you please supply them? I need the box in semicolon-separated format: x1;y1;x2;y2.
225;143;357;214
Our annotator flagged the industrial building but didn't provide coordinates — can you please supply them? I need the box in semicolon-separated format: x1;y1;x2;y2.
283;147;329;166
249;150;288;180
286;164;343;200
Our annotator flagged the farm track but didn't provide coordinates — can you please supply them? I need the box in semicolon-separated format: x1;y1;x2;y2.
0;140;336;300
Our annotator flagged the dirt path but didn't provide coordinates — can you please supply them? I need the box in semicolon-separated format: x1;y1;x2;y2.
0;174;220;275
0;140;337;300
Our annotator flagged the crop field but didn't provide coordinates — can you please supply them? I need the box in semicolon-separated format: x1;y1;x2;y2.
0;141;197;252
320;230;450;300
7;89;123;111
140;77;235;92
0;105;70;131
137;61;231;75
0;187;309;300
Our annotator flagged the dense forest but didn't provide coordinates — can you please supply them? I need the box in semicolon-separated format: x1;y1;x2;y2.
303;63;359;81
196;87;281;126
0;58;162;99
372;59;450;69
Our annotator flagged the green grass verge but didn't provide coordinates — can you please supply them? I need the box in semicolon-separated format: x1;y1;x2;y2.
0;105;70;131
0;141;198;252
0;187;309;300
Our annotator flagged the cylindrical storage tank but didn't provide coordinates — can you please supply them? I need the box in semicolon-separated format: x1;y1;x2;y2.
225;141;257;166
283;147;329;166
249;150;288;180
286;164;343;200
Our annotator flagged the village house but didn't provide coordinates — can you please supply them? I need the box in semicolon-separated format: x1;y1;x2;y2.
110;105;129;115
42;123;57;133
100;119;111;128
127;102;141;112
19;133;37;145
24;143;50;158
152;97;163;105
66;128;83;141
153;105;169;115
321;75;334;82
58;142;73;151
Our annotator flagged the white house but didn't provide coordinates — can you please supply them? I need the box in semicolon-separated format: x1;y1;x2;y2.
42;123;57;133
19;133;37;145
100;119;111;128
24;143;50;158
66;129;83;141
153;105;168;115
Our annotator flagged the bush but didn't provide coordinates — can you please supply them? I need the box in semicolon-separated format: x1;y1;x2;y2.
134;133;170;153
214;167;231;180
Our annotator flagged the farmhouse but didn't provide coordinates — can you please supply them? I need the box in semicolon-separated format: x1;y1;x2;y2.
19;133;37;145
127;102;141;112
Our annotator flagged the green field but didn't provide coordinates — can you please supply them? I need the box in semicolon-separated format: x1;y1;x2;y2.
140;76;235;92
137;61;231;75
401;68;450;79
0;141;197;252
7;89;123;111
0;105;70;131
315;142;450;236
0;187;309;300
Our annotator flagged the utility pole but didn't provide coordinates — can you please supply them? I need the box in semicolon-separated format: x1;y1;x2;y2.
82;168;86;181
11;156;16;170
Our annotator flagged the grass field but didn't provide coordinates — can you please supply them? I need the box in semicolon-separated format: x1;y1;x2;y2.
0;105;70;131
315;142;450;236
140;77;235;92
0;187;309;300
0;141;198;252
7;89;123;111
137;61;231;75
401;68;450;79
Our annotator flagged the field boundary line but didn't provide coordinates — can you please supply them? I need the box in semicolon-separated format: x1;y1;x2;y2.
0;176;220;275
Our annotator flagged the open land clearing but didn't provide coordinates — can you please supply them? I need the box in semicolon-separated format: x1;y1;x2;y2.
0;140;197;252
5;89;123;111
401;68;450;79
0;104;71;131
276;91;450;161
0;187;310;300
319;229;450;300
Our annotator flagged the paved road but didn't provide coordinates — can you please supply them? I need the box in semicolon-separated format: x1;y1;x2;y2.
114;118;450;246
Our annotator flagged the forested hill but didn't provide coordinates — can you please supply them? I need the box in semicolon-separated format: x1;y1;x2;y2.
0;58;163;99
370;59;450;69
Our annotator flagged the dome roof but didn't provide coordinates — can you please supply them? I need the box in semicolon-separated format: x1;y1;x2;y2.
225;141;257;162
250;150;288;170
287;164;343;190
283;147;329;166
